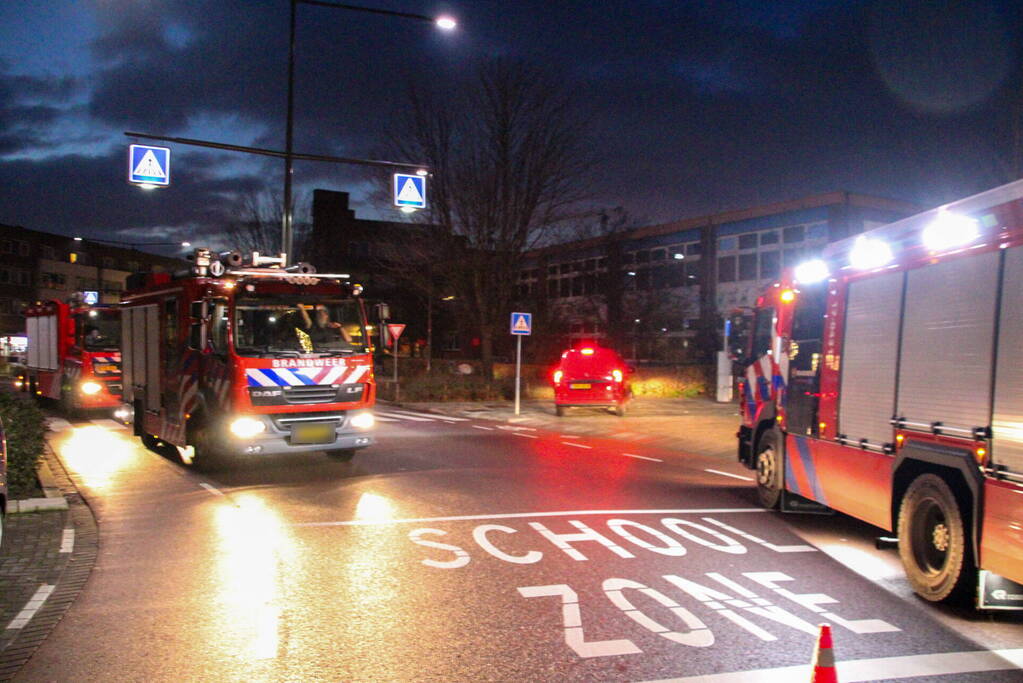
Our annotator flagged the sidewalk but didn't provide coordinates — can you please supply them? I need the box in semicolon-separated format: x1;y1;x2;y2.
0;438;98;681
392;396;742;460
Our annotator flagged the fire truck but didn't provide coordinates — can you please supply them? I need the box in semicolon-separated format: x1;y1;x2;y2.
734;178;1023;609
20;296;122;414
120;249;377;468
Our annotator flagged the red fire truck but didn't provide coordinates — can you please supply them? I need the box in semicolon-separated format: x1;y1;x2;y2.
120;249;377;468
20;297;122;413
734;178;1023;609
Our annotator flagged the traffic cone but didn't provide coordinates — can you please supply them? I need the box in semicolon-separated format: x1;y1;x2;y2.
810;623;837;683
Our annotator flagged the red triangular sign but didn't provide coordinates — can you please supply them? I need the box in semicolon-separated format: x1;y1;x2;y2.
387;324;406;341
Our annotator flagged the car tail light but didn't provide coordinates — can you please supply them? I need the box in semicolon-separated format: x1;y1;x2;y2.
553;370;563;385
612;369;623;383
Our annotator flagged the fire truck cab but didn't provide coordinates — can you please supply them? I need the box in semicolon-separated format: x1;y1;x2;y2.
21;297;122;414
121;249;377;468
733;178;1023;609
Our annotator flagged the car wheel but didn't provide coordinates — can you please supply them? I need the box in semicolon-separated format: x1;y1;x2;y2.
755;429;783;509
898;473;975;603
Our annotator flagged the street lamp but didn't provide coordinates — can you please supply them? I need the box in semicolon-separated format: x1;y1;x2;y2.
282;0;456;265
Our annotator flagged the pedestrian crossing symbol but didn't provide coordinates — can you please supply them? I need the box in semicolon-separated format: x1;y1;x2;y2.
393;173;426;209
128;144;171;187
510;312;532;335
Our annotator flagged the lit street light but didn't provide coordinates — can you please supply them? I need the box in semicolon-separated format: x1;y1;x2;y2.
282;0;456;264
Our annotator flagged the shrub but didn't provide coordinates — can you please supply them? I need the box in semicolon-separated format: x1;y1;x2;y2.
0;392;46;498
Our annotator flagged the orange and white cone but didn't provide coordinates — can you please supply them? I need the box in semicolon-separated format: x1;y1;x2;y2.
811;623;837;683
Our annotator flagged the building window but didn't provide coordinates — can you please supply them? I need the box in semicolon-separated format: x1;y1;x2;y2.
0;240;12;254
738;253;758;281
560;278;570;298
760;251;780;280
738;233;758;250
718;236;737;252
651;248;665;261
783;225;805;243
669;263;686;287
686;243;702;256
560;263;571;274
17;241;29;257
718;256;736;283
637;269;651;290
101;257;116;269
635;250;649;263
807;222;828;240
548;280;558;297
685;259;702;284
760;231;779;246
548;265;558;276
41;245;55;260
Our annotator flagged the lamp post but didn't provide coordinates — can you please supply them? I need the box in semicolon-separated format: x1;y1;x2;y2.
282;0;456;265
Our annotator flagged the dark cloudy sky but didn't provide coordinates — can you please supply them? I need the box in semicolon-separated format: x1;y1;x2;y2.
1;0;1021;253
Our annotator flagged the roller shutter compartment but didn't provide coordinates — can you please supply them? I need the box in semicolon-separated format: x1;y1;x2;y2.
993;246;1023;474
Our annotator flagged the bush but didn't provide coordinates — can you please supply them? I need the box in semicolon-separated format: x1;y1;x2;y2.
0;392;46;498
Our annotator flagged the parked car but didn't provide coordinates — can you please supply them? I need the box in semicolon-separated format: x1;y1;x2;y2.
552;344;632;417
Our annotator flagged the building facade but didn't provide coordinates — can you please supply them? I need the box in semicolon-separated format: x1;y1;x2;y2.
520;192;918;362
0;224;185;356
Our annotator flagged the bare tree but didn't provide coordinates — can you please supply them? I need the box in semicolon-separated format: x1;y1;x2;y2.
224;190;311;260
386;58;593;379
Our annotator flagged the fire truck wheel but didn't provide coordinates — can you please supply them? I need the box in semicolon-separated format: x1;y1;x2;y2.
59;386;79;418
897;473;974;603
614;403;627;417
755;429;783;509
187;425;223;471
555;405;565;417
140;432;163;453
326;449;356;462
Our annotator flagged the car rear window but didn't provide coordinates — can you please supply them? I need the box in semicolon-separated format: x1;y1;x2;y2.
560;349;622;375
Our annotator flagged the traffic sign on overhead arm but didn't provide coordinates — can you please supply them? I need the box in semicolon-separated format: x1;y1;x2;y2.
393;173;426;209
128;144;171;186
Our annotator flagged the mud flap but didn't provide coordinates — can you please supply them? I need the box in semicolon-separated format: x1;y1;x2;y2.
978;571;1023;610
781;490;833;515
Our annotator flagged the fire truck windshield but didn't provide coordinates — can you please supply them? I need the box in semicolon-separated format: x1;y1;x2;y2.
233;296;368;357
78;310;120;351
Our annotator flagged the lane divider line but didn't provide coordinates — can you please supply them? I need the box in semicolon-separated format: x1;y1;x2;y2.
199;482;224;496
512;432;539;439
6;584;55;630
622;453;663;462
390;409;469;422
642;647;1023;683
59;528;74;554
561;441;592;449
506;424;537;431
705;468;754;482
376;411;434;422
295;507;768;527
472;425;495;431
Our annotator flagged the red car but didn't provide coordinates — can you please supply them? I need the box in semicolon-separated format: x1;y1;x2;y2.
552;345;632;417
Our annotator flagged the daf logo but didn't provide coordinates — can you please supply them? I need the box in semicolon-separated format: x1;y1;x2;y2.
252;389;283;398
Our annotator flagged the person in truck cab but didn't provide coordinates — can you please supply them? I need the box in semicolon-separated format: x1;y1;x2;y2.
298;304;353;346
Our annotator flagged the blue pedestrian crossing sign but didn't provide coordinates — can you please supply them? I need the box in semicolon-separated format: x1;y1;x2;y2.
393;173;426;209
510;312;532;336
128;144;171;187
82;290;99;305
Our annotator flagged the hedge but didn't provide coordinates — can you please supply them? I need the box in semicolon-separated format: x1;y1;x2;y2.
0;392;46;498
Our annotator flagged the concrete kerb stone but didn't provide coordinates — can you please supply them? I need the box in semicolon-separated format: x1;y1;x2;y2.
0;436;99;680
8;456;69;513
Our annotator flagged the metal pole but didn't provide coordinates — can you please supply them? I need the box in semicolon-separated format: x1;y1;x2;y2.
393;332;398;385
514;334;522;416
426;296;432;373
283;0;297;265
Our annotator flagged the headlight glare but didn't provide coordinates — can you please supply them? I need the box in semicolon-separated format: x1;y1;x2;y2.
350;412;375;429
80;381;102;395
229;416;266;438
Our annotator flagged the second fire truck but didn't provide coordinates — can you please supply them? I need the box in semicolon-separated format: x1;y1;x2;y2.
733;178;1023;610
120;249;377;468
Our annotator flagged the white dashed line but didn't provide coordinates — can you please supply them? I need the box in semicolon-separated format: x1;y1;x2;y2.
59;528;74;553
389;409;469;422
376;411;434;422
472;425;495;431
512;432;539;439
199;482;224;496
6;584;55;630
622;453;663;462
561;441;592;449
503;424;536;431
705;468;754;482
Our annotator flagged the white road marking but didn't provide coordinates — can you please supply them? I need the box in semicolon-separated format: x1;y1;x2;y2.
502;424;536;431
513;432;539;439
559;434;581;439
642;648;1023;683
389;409;469;422
376;411;434;422
45;417;71;432
705;468;754;482
199;482;224;496
373;414;400;422
90;418;127;430
6;584;55;630
622;453;663;462
295;507;768;527
472;425;495;431
562;441;593;449
59;528;74;553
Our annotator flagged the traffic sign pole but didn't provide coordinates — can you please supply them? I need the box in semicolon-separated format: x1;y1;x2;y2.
515;335;522;416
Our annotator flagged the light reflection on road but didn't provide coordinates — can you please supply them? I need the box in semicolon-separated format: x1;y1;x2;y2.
58;425;137;491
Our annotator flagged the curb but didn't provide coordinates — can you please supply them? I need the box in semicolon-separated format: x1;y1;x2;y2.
0;439;99;681
8;459;69;513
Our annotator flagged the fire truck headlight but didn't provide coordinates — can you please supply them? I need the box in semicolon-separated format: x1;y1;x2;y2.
350;412;375;430
80;381;103;395
229;416;266;438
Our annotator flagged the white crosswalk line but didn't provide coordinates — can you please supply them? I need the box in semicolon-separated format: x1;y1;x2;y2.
45;417;72;432
90;418;127;430
388;409;469;422
376;411;435;422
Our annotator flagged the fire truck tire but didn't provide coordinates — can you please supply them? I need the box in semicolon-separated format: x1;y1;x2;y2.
897;473;974;603
614;403;627;417
140;432;163;453
59;386;79;418
755;429;783;509
555;405;565;417
187;424;225;472
326;449;356;462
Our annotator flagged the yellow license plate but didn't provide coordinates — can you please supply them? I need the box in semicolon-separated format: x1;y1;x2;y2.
291;422;336;445
570;383;592;390
94;364;118;374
